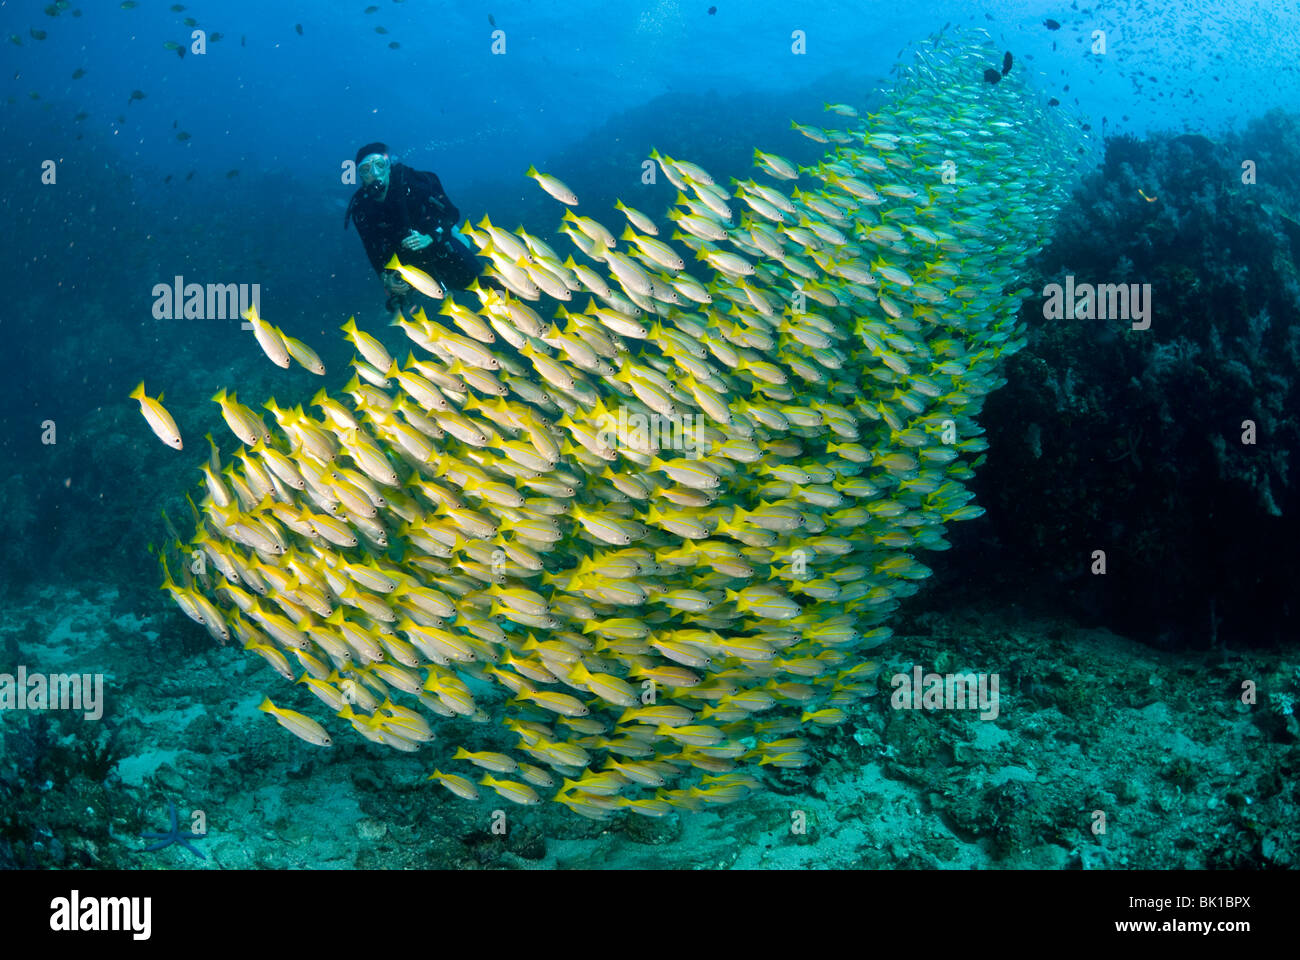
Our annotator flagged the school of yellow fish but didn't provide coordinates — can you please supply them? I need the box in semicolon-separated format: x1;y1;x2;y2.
153;31;1086;819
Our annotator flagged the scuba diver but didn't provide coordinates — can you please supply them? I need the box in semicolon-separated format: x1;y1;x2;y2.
344;142;486;311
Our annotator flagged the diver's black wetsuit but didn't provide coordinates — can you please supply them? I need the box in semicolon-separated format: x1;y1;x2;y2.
345;162;483;293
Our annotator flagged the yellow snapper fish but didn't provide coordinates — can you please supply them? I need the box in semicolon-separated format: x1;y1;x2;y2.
385;254;444;300
526;165;579;205
156;28;1085;818
130;381;183;450
241;303;291;368
258;697;333;746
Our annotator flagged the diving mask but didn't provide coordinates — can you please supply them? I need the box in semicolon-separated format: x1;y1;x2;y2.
359;153;390;184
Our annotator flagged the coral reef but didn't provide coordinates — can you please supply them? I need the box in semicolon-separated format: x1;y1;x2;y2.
974;111;1300;647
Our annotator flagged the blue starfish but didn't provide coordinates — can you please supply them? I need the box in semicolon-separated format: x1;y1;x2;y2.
140;801;207;859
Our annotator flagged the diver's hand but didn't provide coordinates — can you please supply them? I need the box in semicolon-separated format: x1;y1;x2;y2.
402;229;433;251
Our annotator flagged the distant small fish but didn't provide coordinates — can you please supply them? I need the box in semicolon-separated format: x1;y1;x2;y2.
30;28;48;40
983;68;1001;84
176;131;191;141
708;5;717;13
44;3;60;15
164;174;173;183
120;0;138;8
128;89;146;104
208;32;223;42
488;13;495;26
1048;97;1060;106
7;35;21;46
73;110;88;121
295;23;303;35
375;25;388;34
163;40;186;58
116;114;126;124
183;17;197;27
72;67;86;79
226;169;240;178
240;34;246;46
28;91;41;100
171;3;186;10
1044;18;1061;29
1001;51;1012;76
365;5;379;12
388;41;400;49
186;170;195;181
172;119;177;128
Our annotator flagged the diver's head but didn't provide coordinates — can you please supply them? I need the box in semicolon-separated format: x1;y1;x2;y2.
355;141;390;195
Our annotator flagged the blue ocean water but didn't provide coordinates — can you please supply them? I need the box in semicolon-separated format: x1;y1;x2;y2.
0;0;1297;873
2;0;1293;593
